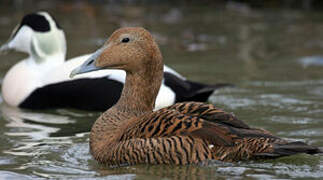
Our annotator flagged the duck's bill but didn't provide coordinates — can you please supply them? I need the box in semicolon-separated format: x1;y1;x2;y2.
69;48;104;78
0;42;12;55
0;24;19;55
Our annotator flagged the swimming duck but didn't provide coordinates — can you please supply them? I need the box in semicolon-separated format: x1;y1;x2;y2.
0;12;231;111
71;27;321;166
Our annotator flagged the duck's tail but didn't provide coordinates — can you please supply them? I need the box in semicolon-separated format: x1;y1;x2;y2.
255;141;323;158
273;141;322;155
163;72;234;103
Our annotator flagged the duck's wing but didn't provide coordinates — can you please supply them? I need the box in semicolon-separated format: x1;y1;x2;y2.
121;102;276;147
166;102;250;129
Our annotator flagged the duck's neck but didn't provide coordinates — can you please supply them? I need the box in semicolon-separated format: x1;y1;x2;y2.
115;61;164;116
90;54;164;161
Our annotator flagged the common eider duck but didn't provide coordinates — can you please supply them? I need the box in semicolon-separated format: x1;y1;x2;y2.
0;12;232;111
71;27;322;166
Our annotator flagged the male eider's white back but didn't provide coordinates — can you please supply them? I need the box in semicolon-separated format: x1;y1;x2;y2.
46;54;176;110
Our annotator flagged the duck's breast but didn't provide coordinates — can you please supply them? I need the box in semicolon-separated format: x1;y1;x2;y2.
2;60;41;106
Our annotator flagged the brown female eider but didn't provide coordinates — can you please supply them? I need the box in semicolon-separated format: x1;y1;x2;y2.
70;27;321;166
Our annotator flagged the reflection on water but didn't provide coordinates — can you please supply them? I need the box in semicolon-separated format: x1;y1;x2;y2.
0;1;323;179
299;56;323;67
0;103;98;158
1;103;74;140
1;102;99;138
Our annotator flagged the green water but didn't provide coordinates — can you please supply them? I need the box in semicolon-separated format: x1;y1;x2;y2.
0;1;323;179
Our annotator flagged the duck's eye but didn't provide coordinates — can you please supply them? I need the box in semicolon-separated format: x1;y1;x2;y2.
121;38;130;43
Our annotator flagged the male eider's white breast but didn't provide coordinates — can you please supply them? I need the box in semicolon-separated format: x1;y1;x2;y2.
2;59;40;106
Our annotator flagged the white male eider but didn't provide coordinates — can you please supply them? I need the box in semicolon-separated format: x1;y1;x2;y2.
0;12;232;111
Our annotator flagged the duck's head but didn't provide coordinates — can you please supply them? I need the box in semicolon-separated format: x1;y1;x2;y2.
70;27;163;77
0;12;66;62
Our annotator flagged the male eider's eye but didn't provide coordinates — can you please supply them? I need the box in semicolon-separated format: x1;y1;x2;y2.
121;38;130;43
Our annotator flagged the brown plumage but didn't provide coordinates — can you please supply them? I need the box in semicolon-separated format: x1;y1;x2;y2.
71;27;321;167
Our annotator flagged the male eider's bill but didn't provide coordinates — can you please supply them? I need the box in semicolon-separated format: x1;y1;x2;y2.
0;12;233;111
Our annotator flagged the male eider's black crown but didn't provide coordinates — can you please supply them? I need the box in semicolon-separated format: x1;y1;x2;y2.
12;13;62;39
20;13;51;32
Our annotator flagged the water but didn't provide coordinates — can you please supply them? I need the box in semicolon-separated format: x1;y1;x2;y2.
0;1;323;179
